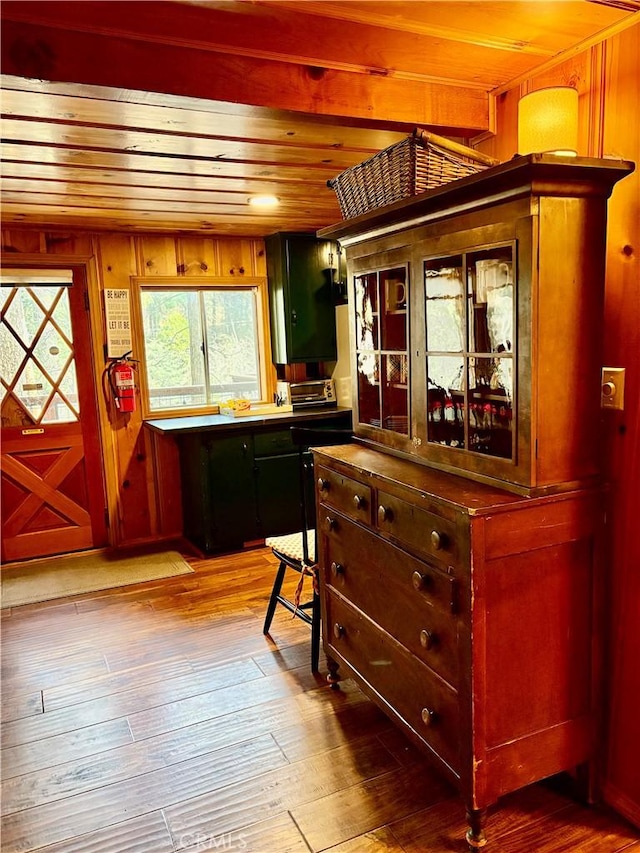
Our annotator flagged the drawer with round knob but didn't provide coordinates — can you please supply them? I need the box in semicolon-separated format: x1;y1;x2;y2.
325;589;460;773
376;490;459;564
320;509;459;685
315;465;372;525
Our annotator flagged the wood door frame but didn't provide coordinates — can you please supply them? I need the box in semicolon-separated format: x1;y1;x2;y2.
1;252;117;553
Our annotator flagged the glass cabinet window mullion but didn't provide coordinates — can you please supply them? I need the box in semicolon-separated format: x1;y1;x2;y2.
462;353;470;455
463;251;470;452
377;273;383;420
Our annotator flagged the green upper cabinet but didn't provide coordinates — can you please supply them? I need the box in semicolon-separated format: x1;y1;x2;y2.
266;232;337;363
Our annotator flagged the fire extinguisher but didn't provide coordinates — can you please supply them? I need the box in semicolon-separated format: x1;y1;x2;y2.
104;352;137;414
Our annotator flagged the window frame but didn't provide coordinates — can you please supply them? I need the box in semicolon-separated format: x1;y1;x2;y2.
130;275;275;419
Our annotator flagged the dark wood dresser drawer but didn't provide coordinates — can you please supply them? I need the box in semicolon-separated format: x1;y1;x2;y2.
321;509;459;685
376;489;460;565
325;589;460;774
316;464;372;526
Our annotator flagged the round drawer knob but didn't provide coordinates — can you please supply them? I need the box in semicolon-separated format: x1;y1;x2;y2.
333;623;344;640
331;560;344;578
430;530;444;550
412;571;431;591
353;494;365;509
330;561;344;577
421;707;438;727
317;477;329;492
325;516;336;531
420;629;437;650
378;504;391;523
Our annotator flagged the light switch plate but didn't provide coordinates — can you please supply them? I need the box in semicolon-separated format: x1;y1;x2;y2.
602;367;625;410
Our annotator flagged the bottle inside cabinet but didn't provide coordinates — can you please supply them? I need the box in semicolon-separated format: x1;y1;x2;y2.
354;265;409;436
425;244;514;460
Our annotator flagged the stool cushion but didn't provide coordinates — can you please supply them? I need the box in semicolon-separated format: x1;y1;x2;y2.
266;530;316;564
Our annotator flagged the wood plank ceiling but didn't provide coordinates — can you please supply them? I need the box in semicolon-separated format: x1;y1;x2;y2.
1;0;639;237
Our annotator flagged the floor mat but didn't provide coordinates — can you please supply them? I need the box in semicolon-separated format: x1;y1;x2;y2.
1;549;194;608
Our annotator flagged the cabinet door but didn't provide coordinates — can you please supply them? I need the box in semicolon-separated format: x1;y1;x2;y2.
424;245;515;461
206;434;258;551
178;434;215;553
267;233;337;363
354;265;409;436
255;452;302;537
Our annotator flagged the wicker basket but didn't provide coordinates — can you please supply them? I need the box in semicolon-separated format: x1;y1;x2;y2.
328;128;498;219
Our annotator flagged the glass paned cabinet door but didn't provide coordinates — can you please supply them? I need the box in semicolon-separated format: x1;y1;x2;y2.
425;246;514;458
355;267;408;435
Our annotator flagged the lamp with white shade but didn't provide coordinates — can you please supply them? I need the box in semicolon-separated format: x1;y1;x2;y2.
517;86;579;156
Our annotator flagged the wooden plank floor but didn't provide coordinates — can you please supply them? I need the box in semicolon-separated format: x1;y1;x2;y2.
1;545;639;853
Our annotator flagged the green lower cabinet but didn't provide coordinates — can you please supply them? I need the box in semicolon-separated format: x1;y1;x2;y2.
255;452;302;538
176;412;352;554
206;434;258;552
178;433;215;554
178;433;257;553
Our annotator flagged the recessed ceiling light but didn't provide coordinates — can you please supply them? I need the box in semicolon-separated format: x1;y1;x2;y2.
248;194;280;208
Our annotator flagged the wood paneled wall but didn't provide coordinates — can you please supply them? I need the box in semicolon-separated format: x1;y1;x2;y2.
1;228;267;547
477;23;640;830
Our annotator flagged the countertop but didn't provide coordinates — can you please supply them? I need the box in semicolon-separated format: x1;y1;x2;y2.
144;406;352;436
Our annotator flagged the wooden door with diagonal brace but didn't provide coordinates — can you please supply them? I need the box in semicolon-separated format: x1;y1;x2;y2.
1;266;108;562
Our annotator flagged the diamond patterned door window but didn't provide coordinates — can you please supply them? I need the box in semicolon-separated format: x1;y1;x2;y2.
1;267;108;562
1;275;79;427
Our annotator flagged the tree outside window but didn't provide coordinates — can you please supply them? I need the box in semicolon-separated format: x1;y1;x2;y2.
140;285;262;413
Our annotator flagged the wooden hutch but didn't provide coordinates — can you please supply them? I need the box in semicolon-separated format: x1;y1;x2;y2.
314;155;634;850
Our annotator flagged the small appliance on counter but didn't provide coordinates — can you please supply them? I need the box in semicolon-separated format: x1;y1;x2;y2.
275;378;336;409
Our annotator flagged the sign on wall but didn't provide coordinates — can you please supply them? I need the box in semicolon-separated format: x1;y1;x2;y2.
104;288;133;358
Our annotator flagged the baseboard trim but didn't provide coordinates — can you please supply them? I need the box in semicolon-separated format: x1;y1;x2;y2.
602;780;640;829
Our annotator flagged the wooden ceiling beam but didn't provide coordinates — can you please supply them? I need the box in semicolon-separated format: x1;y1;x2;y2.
0;0;502;86
0;75;472;139
0;15;489;133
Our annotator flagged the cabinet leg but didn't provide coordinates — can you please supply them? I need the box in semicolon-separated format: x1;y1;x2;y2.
465;808;487;850
326;654;340;688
